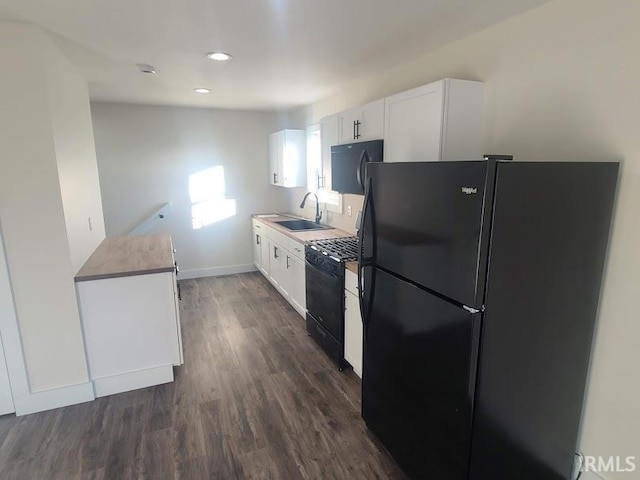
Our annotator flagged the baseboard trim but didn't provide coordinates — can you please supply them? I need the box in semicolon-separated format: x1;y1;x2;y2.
93;365;174;398
179;264;257;279
15;382;95;416
291;302;306;319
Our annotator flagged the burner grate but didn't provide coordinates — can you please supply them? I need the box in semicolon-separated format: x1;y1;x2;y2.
308;236;359;262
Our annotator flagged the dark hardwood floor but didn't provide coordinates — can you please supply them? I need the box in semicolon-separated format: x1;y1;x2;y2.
0;273;406;479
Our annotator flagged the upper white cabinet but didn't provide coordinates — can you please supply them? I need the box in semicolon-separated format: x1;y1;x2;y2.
338;99;385;144
384;79;484;162
268;129;306;187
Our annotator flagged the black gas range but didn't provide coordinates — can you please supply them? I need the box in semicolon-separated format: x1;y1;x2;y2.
307;237;359;262
305;236;359;370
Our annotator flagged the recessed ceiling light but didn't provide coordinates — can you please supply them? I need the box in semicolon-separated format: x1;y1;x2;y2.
136;63;156;74
206;52;232;61
194;88;211;94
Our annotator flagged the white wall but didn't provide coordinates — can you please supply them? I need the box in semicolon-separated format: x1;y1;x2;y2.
46;41;106;273
91;103;293;277
0;22;101;396
289;0;640;475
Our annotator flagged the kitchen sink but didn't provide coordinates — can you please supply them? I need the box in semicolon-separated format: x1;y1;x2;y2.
276;219;331;231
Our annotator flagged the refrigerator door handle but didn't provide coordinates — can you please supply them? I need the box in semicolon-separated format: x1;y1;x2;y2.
463;305;481;314
358;177;376;332
359;265;376;335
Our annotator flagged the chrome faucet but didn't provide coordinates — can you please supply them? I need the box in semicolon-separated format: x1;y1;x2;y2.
299;192;322;224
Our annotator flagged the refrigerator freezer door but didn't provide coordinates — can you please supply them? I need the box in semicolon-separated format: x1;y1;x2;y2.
362;267;479;480
469;162;619;480
366;161;492;308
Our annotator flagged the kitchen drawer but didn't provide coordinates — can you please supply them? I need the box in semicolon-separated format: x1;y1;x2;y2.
288;238;305;260
251;218;264;231
306;314;344;369
345;269;359;295
268;227;289;249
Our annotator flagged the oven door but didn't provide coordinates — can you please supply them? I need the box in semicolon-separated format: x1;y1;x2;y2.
305;255;343;341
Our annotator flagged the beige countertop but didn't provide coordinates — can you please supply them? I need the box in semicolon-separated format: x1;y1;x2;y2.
252;214;354;244
75;234;175;282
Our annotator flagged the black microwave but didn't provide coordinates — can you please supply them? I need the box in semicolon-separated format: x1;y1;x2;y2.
331;140;383;194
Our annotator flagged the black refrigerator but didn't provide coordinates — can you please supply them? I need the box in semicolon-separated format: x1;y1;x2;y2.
357;160;618;480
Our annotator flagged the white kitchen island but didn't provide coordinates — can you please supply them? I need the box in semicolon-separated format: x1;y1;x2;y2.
75;234;183;398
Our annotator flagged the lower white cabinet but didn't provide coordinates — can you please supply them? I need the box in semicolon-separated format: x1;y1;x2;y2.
288;253;306;314
77;270;183;398
344;270;363;377
269;241;291;298
252;228;262;270
252;219;306;318
261;237;271;277
252;220;271;276
252;227;269;276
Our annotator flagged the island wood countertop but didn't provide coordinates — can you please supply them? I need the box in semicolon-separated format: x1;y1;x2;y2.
75;234;175;282
252;214;354;243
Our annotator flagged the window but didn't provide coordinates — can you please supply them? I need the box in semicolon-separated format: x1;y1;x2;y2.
306;124;342;213
306;124;321;194
189;166;236;229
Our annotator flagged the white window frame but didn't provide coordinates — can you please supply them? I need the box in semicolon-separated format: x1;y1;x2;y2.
306;124;342;214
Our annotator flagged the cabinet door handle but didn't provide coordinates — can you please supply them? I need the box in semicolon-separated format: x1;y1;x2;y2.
353;120;357;140
286;255;290;269
273;172;278;184
177;281;182;301
317;174;324;189
355;120;361;139
274;246;279;259
256;234;261;245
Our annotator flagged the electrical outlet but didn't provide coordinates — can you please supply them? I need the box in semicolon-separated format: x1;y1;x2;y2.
347;205;352;217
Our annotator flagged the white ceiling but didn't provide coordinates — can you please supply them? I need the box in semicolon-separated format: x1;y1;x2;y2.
0;0;552;110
